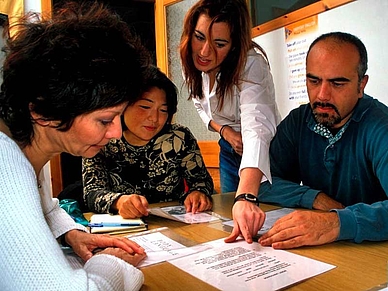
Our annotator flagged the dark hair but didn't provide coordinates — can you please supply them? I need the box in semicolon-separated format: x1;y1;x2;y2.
122;65;178;130
0;1;150;147
307;31;368;81
179;0;268;109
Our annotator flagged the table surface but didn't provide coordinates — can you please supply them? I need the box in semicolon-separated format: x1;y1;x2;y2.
89;193;388;291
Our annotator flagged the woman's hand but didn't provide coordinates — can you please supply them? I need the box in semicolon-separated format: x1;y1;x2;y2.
184;191;213;213
222;126;243;155
95;247;146;266
114;194;149;218
224;201;265;244
64;229;146;262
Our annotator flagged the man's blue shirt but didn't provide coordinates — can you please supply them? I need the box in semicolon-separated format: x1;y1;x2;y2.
259;94;388;242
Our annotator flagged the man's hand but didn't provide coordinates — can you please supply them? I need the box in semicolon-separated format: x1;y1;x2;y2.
64;229;146;262
313;192;345;211
258;210;340;249
224;201;266;244
184;191;212;213
114;194;149;218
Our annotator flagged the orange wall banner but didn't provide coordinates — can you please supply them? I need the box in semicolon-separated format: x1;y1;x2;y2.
285;15;318;104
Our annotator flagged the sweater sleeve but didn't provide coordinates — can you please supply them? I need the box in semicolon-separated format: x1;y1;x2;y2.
38;167;87;237
0;134;143;291
85;254;144;290
259;178;320;209
43;194;87;238
334;105;388;242
334;200;388;242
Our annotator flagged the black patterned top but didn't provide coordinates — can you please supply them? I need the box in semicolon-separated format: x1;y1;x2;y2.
82;123;214;213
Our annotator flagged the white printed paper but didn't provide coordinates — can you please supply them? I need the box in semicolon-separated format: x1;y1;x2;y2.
169;238;335;291
128;231;210;268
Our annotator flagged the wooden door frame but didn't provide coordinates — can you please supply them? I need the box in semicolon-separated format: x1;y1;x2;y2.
155;0;182;75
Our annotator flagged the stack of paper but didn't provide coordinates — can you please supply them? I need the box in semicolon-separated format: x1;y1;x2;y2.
89;214;147;235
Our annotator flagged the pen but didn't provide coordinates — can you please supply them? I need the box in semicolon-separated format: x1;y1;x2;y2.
88;222;142;227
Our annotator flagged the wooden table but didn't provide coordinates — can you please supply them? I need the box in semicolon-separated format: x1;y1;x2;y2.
93;193;388;290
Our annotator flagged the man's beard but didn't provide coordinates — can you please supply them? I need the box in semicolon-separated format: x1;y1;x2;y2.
312;102;342;128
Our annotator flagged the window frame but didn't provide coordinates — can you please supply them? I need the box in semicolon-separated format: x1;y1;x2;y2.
155;0;354;73
251;0;354;37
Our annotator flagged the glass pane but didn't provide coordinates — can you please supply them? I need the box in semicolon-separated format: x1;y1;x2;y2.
250;0;320;27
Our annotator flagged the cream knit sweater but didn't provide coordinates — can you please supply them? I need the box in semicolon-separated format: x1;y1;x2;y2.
0;132;144;290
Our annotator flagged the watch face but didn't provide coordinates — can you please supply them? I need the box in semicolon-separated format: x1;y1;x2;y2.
244;193;257;202
233;193;259;206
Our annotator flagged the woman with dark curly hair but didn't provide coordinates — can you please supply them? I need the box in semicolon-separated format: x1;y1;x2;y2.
0;2;150;290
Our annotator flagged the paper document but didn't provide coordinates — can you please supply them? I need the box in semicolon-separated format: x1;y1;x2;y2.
169;238;335;291
223;208;294;236
149;205;220;224
127;231;210;268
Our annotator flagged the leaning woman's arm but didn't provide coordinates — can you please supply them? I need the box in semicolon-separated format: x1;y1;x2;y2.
239;52;279;186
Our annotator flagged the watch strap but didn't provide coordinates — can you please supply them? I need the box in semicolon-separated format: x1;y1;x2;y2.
233;193;259;206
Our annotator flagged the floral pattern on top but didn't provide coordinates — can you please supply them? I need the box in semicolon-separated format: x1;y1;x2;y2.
82;123;214;213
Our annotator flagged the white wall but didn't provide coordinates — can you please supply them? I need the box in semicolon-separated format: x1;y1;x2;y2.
254;0;388;119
